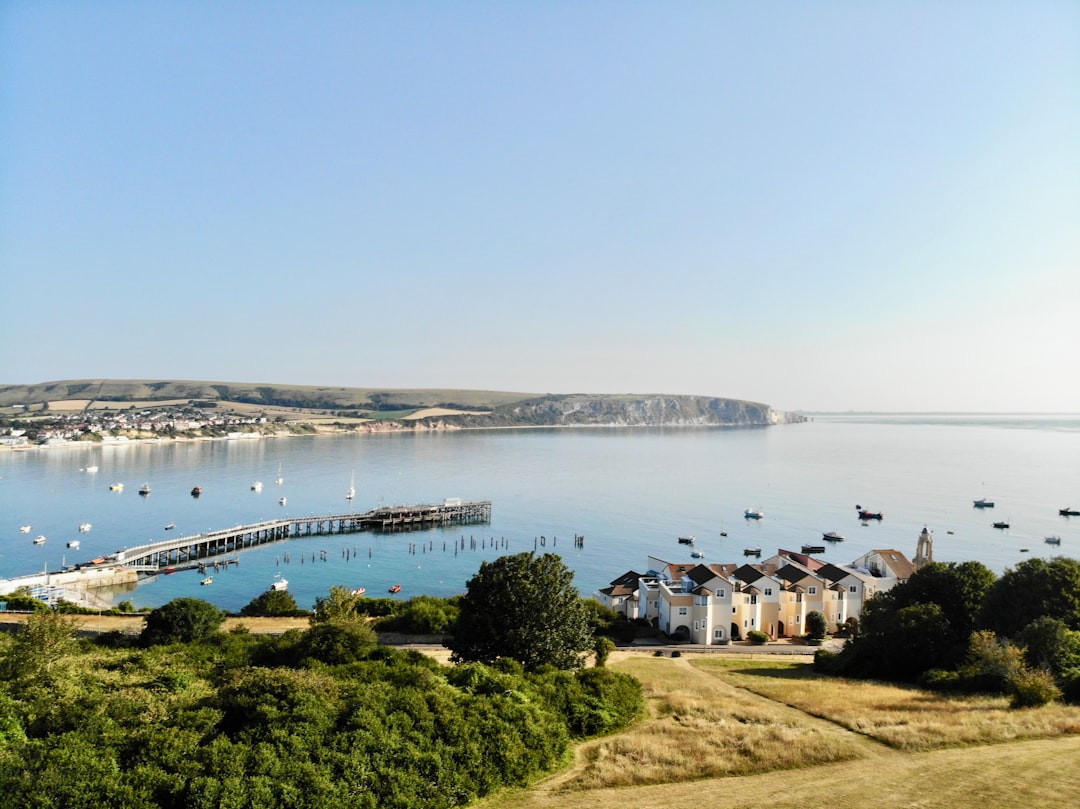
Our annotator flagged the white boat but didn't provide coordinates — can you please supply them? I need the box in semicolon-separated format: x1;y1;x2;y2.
164;523;176;530
19;525;30;533
138;483;151;495
109;483;124;491
275;462;284;485
201;576;213;586
84;465;98;474
346;471;356;501
351;587;366;596
823;531;845;541
251;481;263;492
67;539;80;549
271;575;288;592
691;549;705;558
33;535;46;545
279;497;287;506
744;508;764;520
79;522;92;532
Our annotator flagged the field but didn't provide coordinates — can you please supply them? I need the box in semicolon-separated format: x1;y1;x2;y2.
478;652;1080;809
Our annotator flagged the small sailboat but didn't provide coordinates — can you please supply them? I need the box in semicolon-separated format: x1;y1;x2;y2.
275;462;284;485
346;471;356;501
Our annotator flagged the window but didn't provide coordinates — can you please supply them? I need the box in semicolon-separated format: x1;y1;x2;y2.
714;628;724;640
732;607;737;614
808;586;817;595
718;589;726;598
678;607;687;615
764;587;773;596
750;618;755;627
850;585;858;593
750;594;757;605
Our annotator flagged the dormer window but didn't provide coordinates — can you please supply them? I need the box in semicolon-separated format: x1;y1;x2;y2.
808;586;817;595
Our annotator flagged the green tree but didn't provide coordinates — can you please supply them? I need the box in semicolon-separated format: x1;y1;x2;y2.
140;598;225;646
446;552;592;671
805;610;827;640
312;586;368;623
240;588;303;616
1;610;78;687
979;557;1080;637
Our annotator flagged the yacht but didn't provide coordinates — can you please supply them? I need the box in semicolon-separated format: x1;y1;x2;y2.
271;575;288;592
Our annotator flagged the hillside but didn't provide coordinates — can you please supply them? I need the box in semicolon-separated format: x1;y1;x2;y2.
0;379;803;430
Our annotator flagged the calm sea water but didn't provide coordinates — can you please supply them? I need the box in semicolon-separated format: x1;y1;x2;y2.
2;415;1078;613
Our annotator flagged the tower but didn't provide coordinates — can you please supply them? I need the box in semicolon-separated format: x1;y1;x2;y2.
914;526;933;570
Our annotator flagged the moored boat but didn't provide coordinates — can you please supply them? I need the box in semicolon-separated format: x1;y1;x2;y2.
351;587;366;596
677;536;695;545
823;531;845;541
691;549;705;558
33;535;46;545
138;483;151;495
802;545;826;554
164;523;175;530
79;522;92;532
271;575;288;592
388;584;402;594
67;539;80;549
744;508;764;520
858;509;883;521
251;481;263;492
19;525;30;533
973;498;995;508
110;483;124;491
1061;507;1080;516
743;548;761;557
201;576;213;586
1045;535;1062;545
279;497;287;506
993;520;1010;529
191;486;202;497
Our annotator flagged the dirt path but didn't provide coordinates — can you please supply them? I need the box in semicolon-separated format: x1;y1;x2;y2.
0;613;311;635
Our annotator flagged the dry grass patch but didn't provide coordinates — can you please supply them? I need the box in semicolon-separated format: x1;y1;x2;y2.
549;656;865;793
695;658;1080;751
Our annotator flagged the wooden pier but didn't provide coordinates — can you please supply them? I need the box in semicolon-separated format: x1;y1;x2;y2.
51;500;492;583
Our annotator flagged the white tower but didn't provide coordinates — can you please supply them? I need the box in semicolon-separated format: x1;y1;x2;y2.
914;526;934;570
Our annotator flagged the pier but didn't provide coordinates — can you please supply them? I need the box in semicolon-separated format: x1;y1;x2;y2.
0;500;491;596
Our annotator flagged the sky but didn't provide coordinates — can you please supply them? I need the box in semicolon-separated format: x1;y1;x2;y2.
2;1;1078;413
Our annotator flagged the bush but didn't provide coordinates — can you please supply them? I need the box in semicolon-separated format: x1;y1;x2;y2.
141;598;225;646
813;648;843;675
747;630;769;645
593;637;616;667
1010;667;1062;708
805;610;828;640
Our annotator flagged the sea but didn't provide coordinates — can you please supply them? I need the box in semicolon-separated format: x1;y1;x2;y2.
1;413;1078;614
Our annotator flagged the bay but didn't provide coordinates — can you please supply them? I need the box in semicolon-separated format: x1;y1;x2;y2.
1;414;1078;614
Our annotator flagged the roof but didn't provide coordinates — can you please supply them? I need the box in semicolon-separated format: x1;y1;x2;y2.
870;549;915;580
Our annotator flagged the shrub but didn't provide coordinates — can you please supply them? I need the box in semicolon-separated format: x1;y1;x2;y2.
1010;667;1062;708
141;598;225;646
805;610;828;640
594;637;616;667
747;630;769;645
813;648;843;675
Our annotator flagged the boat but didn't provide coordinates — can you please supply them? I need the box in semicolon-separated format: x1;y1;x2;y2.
1045;535;1062;545
351;587;366;596
33;535;46;545
388;584;402;594
690;549;705;559
19;525;30;533
251;481;263;492
164;523;175;530
973;498;995;508
677;536;695;545
822;531;845;541
110;483;124;491
67;539;80;549
802;544;826;554
279;497;287;506
346;471;356;501
79;522;92;532
191;486;202;497
743;548;761;557
271;575;288;592
993;520;1010;529
275;463;284;485
744;509;764;520
138;483;151;495
858;509;883;521
84;465;98;473
201;577;213;586
1061;507;1080;516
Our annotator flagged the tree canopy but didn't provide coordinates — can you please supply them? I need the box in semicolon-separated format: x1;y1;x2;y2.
446;552;593;671
140;597;226;646
979;557;1080;637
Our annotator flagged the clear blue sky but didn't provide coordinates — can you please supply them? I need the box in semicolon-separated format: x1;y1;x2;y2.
2;1;1078;412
